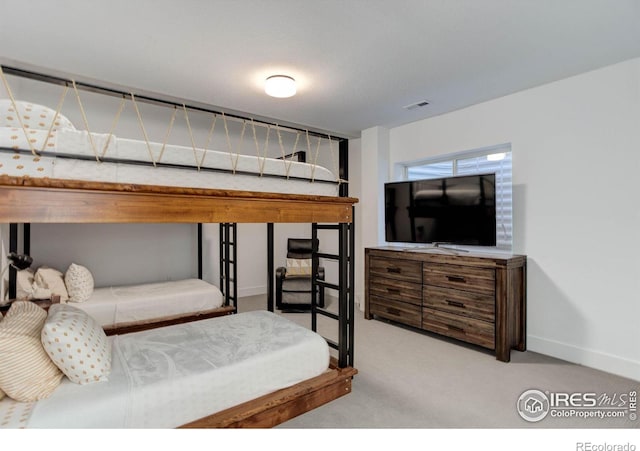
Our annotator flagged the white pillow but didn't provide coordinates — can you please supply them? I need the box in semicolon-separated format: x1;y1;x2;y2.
15;269;52;301
0;99;75;131
41;304;111;385
34;267;69;302
64;263;94;303
0;301;63;401
16;269;35;300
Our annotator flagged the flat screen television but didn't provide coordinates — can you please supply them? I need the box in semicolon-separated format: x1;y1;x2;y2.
385;173;497;246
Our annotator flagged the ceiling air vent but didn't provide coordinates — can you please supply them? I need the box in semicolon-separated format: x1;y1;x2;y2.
403;100;430;111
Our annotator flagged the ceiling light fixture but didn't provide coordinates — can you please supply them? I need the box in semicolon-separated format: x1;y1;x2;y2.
265;75;296;98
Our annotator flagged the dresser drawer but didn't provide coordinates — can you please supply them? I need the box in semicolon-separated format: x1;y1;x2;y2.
424;285;495;322
422;307;495;349
370;296;422;328
369;277;422;306
423;263;495;295
369;257;422;284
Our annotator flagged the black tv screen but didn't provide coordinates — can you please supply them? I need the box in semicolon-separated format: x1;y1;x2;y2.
385;174;497;246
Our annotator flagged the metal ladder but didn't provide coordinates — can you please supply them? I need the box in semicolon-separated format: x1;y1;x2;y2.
219;223;238;312
311;217;355;368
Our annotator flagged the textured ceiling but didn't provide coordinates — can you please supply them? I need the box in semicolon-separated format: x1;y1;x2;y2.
2;0;640;138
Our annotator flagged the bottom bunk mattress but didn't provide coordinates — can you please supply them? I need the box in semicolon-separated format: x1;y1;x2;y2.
0;310;330;428
70;278;224;328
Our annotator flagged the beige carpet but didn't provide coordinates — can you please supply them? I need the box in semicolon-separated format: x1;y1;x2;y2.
238;295;639;430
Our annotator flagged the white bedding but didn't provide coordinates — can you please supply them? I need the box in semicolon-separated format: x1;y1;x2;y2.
70;278;224;328
0;310;330;428
0;127;339;196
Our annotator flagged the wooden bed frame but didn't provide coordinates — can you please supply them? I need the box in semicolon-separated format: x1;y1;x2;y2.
0;176;355;224
102;305;236;336
0;174;358;428
181;358;358;428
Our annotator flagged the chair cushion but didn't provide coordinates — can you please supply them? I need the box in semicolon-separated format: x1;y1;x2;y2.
286;258;312;277
281;277;313;291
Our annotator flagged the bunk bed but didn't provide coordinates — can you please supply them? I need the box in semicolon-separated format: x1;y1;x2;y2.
0;64;348;332
0;64;357;428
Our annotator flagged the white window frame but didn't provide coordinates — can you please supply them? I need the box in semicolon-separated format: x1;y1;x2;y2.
400;143;512;251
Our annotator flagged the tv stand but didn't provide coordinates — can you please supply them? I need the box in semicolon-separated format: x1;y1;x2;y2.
365;246;527;362
432;242;469;252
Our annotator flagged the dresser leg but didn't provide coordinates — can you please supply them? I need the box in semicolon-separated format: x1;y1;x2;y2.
496;346;511;362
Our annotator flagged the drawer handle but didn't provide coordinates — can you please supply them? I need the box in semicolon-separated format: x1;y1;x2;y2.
387;288;401;294
446;275;467;283
386;307;401;316
447;324;465;333
387;267;401;274
446;300;465;309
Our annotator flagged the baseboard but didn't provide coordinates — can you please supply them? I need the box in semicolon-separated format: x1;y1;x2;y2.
238;285;267;298
236;290;362;313
528;335;640;382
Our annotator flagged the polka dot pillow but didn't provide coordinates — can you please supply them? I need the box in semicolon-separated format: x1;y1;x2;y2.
41;304;111;385
64;263;94;303
0;99;75;131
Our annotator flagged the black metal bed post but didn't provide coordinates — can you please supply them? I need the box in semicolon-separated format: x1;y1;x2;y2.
219;223;237;312
232;224;237;311
6;223;31;301
338;222;349;368
197;223;203;280
267;223;274;312
8;223;18;300
310;221;354;368
348;209;355;367
339;139;349;198
339;139;355;367
23;223;30;257
311;225;319;333
218;223;224;305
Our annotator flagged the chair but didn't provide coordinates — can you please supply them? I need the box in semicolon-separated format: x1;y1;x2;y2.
275;238;325;312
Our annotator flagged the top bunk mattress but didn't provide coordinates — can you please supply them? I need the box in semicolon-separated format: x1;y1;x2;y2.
70;278;224;328
0;310;330;428
0;126;340;197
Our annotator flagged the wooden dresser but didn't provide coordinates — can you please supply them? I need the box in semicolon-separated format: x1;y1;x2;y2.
364;246;527;362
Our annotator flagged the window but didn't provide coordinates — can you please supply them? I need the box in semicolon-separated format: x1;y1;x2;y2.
404;145;512;250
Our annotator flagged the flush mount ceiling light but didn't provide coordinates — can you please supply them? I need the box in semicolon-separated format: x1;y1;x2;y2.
265;75;296;98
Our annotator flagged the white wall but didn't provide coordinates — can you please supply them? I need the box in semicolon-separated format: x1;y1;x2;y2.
355;128;389;311
29;223;197;286
348;138;362;309
358;57;640;381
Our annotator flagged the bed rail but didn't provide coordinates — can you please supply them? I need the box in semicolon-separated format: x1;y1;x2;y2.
0;175;356;224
